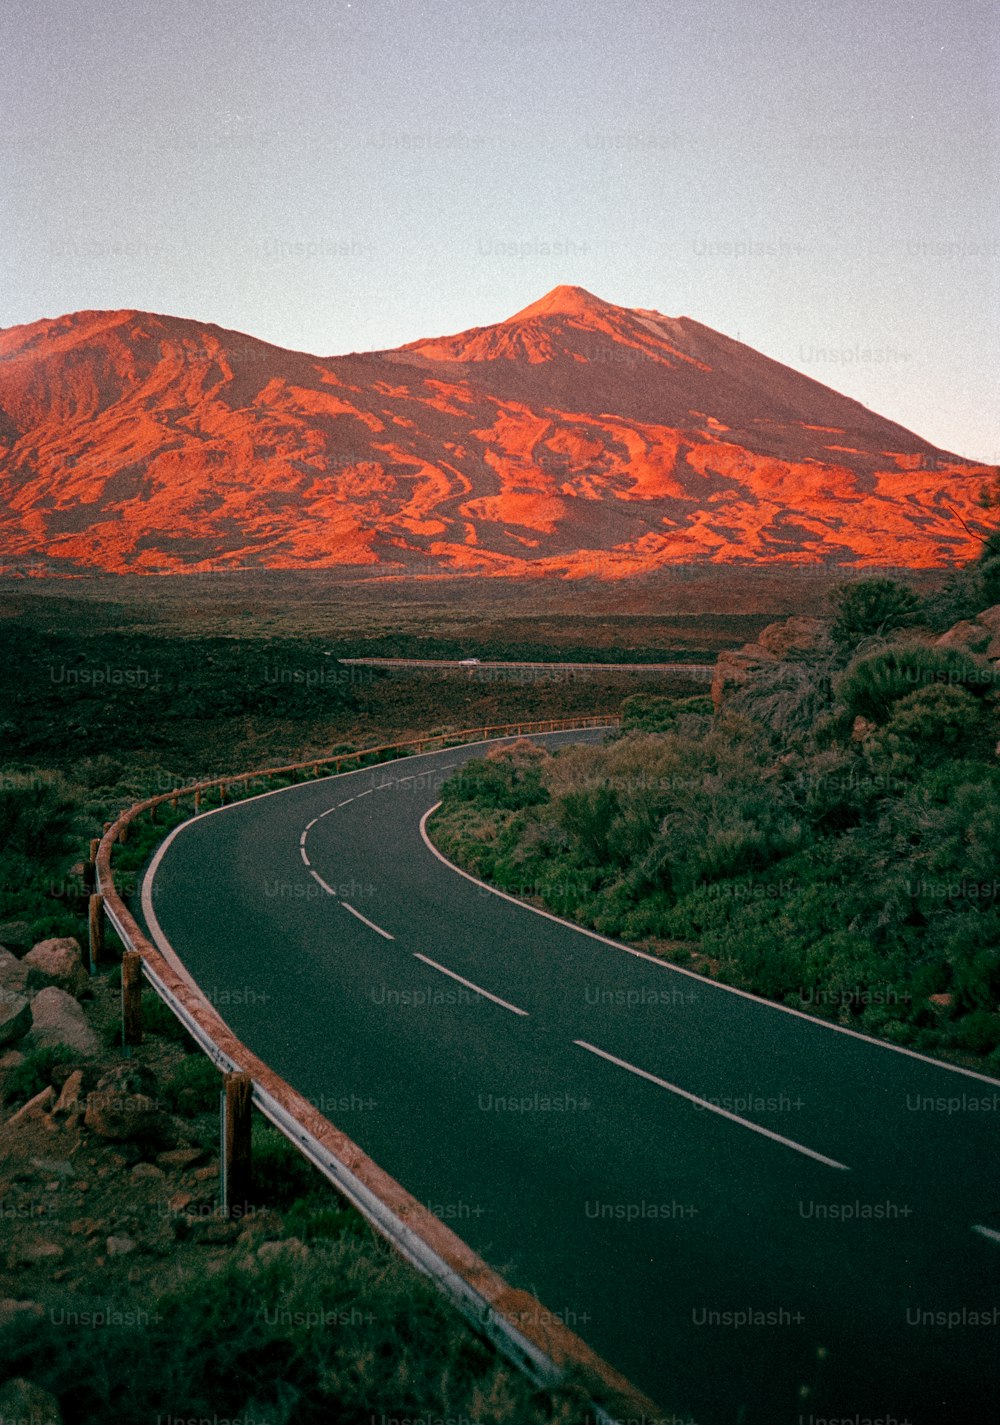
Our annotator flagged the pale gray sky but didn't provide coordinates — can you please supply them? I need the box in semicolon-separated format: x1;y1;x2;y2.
2;0;997;460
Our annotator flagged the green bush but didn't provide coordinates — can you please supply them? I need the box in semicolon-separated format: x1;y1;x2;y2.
620;693;713;732
3;1045;77;1107
442;753;549;810
835;645;994;724
162;1054;222;1117
829;577;926;652
0;1237;592;1425
251;1120;325;1209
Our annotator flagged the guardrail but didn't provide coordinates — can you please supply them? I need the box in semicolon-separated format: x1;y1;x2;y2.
94;715;664;1425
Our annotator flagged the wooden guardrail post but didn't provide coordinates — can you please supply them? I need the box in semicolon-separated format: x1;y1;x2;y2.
194;787;202;811
121;950;143;1050
83;837;99;894
219;783;228;805
221;1071;253;1217
88;893;104;972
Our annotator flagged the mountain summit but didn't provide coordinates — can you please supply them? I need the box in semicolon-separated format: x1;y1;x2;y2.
0;291;993;577
506;284;624;322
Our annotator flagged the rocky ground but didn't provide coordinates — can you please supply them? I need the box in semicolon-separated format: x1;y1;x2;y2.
0;931;306;1424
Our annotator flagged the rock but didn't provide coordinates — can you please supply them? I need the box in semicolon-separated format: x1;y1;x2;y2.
190;1217;240;1244
257;1237;309;1265
0;922;33;954
0;1299;44;1328
0;1049;25;1070
4;1087;56;1130
52;1070;86;1119
105;1234;136;1257
192;1164;218;1181
84;1064;170;1146
168;1192;192;1213
0;1378;62;1425
26;988;98;1058
757;616;832;662
23;940;88;996
0;949;30;997
156;1146;204;1170
28;1158;73;1179
975;603;1000;635
130;1161;166;1183
0;993;31;1048
935;619;991;655
7;1240;64;1267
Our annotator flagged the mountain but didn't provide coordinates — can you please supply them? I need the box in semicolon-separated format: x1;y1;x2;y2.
0;288;993;577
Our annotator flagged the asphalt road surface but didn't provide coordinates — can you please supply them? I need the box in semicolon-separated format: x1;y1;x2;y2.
141;732;1000;1425
339;656;716;678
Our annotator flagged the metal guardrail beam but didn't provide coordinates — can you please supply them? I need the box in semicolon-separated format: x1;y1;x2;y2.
95;716;663;1425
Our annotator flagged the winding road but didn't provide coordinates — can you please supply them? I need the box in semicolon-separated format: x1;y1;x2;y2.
140;732;1000;1425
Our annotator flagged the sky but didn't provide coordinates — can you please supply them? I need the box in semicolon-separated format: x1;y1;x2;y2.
2;0;998;461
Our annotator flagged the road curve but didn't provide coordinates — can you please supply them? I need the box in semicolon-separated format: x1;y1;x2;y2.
141;733;1000;1425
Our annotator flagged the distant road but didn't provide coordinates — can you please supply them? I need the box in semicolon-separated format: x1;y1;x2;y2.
339;656;716;678
143;731;1000;1424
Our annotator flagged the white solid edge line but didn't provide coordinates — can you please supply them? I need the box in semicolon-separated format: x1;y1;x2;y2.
972;1225;1000;1245
418;804;1000;1089
574;1040;849;1170
342;902;395;940
140;731;608;992
413;952;529;1017
309;870;337;896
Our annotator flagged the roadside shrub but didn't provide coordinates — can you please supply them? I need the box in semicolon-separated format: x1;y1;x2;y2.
0;1235;590;1425
558;786;620;864
162;1054;221;1117
723;659;833;736
829;577;926;652
620;693;713;732
251;1120;324;1209
3;1045;76;1107
443;752;549;810
835;645;994;724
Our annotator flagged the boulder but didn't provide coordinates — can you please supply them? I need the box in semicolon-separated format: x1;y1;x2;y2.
7;1240;64;1267
52;1070;86;1119
757;616;833;662
105;1234;136;1257
935;619;991;655
23;939;88;996
26;988;98;1058
0;949;30;997
0;1049;25;1071
975;603;1000;636
0;993;31;1049
84;1063;171;1146
0;1378;62;1425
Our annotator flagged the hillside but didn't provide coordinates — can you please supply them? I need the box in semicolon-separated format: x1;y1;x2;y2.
0;288;993;576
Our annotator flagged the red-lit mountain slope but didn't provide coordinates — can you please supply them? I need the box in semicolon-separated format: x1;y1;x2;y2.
0;287;993;576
